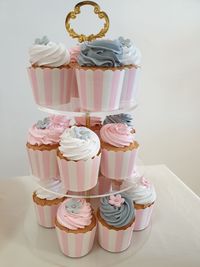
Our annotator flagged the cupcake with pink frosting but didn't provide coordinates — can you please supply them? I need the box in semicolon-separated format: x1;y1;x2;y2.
26;115;70;180
100;123;139;180
68;45;81;103
55;198;97;258
27;36;77;107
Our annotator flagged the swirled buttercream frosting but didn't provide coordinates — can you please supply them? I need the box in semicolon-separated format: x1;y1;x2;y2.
100;194;135;228
103;113;133;127
29;36;70;67
57;198;92;230
118;36;141;66
27;116;70;145
35;179;64;200
78;39;123;67
121;177;156;205
59;126;100;160
100;123;134;147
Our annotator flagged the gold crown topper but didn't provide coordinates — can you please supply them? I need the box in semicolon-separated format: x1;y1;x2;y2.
65;1;110;43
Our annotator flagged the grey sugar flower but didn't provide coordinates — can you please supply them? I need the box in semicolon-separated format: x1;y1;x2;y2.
36;117;50;129
65;199;83;214
34;36;49;45
118;36;132;48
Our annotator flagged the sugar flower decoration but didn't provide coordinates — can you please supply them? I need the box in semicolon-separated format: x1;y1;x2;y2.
74;127;91;140
109;194;125;207
65;199;83;214
35;36;49;45
36;117;50;129
140;177;151;188
118;36;132;48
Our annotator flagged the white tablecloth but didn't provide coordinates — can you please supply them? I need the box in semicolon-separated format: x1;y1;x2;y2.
0;165;200;267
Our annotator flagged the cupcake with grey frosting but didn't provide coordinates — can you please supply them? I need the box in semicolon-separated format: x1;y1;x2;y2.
75;39;125;112
103;113;134;127
97;193;135;252
27;36;77;107
121;176;156;231
118;36;141;108
57;126;101;192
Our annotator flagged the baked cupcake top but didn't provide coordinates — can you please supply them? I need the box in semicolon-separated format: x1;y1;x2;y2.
100;123;135;147
28;115;70;145
59;126;100;160
75;116;102;127
118;36;141;66
34;179;64;200
29;36;70;67
78;39;123;67
121;177;156;205
100;194;135;228
103;113;133;127
57;198;92;230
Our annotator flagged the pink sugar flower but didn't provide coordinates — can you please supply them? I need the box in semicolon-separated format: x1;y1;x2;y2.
141;177;151;188
109;194;125;207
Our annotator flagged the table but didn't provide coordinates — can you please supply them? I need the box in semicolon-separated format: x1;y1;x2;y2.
0;165;200;267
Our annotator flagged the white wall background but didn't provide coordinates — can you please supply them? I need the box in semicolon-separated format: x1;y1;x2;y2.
0;0;200;195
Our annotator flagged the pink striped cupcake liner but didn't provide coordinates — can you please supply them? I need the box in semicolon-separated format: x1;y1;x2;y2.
27;148;59;180
120;66;140;108
100;148;138;180
57;153;101;192
55;225;97;258
134;203;154;231
89;175;112;195
33;201;61;228
27;67;77;107
75;68;125;111
98;219;135;252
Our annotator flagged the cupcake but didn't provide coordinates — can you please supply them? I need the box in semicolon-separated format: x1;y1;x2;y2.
57;126;101;192
26;115;70;180
32;179;66;228
27;36;77;107
97;193;135;252
100;123;139;180
55;198;97;257
75;116;102;137
118;37;141;108
121;176;156;231
75;39;125;111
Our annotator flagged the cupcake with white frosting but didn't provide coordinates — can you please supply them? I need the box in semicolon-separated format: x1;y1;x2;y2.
57;126;101;192
55;198;97;257
121;176;156;231
32;179;66;228
97;193;135;252
118;37;141;108
27;36;77;107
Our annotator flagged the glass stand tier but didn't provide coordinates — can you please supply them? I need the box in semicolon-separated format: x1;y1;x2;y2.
33;158;145;199
37;101;137;117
